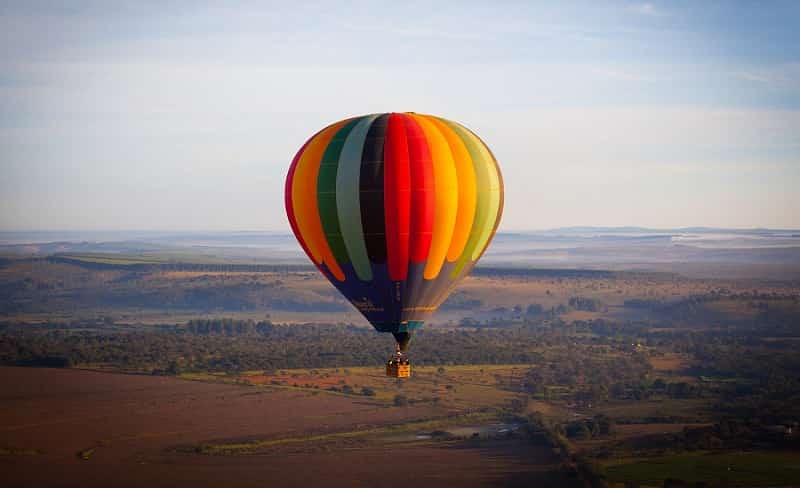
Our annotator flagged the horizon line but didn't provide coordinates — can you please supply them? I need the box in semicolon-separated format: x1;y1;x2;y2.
1;226;799;234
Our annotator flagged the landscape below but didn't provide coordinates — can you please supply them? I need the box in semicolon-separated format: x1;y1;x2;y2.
1;245;799;487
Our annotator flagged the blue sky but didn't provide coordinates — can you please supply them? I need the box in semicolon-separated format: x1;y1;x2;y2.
1;1;798;230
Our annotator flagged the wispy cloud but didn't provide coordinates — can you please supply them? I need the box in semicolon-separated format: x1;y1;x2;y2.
628;3;667;17
591;66;661;82
734;63;800;88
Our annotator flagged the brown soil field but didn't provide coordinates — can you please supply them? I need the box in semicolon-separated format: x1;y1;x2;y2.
649;354;692;373
0;367;566;487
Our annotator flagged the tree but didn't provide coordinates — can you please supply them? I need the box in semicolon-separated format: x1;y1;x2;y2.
167;360;181;375
596;415;615;436
566;421;591;440
526;304;544;316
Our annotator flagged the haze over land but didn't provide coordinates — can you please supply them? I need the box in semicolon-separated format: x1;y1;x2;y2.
3;227;799;279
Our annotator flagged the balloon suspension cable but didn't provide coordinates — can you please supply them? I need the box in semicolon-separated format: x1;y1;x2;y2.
389;331;412;366
392;331;412;354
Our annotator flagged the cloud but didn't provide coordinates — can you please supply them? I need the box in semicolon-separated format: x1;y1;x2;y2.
628;3;667;17
591;67;661;82
734;63;800;88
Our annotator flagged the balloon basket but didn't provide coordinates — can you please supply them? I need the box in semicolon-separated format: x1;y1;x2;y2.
386;357;411;378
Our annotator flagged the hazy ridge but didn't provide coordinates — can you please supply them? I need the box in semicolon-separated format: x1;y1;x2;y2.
2;227;798;279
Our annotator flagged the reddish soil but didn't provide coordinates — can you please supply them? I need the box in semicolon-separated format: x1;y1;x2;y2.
1;367;565;487
246;373;348;389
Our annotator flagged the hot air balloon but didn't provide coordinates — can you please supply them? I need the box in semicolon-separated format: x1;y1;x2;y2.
285;113;503;377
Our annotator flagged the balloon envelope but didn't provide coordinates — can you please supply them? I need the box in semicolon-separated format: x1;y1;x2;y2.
285;113;503;343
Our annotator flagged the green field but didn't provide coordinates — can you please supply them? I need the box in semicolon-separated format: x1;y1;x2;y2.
58;253;167;265
605;451;800;487
595;398;711;422
57;252;232;265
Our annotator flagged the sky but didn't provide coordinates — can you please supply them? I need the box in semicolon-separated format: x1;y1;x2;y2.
1;1;799;231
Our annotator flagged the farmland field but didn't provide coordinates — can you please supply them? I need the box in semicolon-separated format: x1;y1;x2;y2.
604;451;800;487
0;367;572;487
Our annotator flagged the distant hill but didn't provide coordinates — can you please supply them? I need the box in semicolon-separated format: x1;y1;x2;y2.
1;228;799;279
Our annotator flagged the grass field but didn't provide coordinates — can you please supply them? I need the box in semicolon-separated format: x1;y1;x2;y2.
56;252;238;265
184;364;528;412
56;253;168;265
605;451;800;487
595;398;711;422
189;411;497;455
